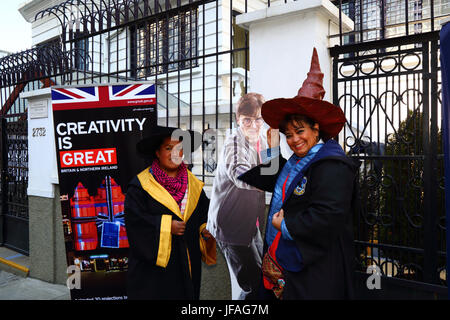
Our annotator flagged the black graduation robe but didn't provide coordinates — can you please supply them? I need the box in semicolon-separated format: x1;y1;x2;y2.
124;167;216;300
238;140;360;300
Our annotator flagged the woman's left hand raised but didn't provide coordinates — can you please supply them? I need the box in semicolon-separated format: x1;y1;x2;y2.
272;209;284;231
267;128;280;149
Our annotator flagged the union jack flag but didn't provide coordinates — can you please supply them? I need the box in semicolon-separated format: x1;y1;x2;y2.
51;83;156;110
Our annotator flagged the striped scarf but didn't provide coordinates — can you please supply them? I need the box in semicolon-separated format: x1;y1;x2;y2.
151;159;188;208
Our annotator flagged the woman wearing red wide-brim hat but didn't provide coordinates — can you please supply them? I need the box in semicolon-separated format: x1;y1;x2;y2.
239;48;361;300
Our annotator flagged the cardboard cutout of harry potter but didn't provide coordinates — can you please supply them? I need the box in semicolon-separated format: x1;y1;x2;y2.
207;93;278;300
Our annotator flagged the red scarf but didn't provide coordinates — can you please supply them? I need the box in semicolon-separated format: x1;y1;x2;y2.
151;159;188;207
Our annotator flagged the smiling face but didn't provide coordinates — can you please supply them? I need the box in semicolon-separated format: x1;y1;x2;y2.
284;119;319;158
155;137;184;173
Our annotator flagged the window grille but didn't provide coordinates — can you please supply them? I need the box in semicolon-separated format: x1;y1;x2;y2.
74;32;90;71
131;7;198;78
334;0;450;43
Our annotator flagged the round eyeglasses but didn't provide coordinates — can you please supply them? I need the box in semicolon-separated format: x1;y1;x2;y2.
241;117;264;127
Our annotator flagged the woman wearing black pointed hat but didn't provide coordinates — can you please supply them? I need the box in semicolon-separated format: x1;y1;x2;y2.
239;48;360;300
124;126;216;300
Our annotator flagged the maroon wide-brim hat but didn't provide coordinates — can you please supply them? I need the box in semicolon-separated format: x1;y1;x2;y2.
261;48;346;141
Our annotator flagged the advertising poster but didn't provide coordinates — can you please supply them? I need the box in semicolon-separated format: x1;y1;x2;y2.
51;83;157;300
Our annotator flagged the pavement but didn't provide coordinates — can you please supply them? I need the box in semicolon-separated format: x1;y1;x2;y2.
0;270;70;300
0;247;70;300
0;245;231;300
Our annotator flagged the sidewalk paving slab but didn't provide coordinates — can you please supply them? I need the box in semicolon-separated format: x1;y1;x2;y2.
0;270;70;300
0;247;30;277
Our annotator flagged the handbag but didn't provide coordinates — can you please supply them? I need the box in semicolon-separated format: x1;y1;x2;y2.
261;231;285;299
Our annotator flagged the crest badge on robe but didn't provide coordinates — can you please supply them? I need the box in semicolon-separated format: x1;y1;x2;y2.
294;177;308;196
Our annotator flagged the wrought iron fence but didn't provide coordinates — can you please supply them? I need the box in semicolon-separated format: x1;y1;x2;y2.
331;31;446;294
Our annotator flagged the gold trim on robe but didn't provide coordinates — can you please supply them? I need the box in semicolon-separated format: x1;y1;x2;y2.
156;215;172;267
184;170;205;222
186;247;192;278
137;168;204;222
138;169;182;220
137;167;206;268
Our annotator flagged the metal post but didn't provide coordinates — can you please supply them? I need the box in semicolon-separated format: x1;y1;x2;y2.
359;0;363;42
429;38;439;284
430;0;435;32
422;40;438;284
339;0;343;46
332;52;339;144
380;0;386;40
0;117;8;246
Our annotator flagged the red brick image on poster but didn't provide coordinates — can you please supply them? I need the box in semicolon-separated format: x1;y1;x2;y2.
69;178;129;251
60;148;118;168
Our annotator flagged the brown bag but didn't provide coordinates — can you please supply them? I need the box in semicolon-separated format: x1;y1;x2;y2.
261;231;285;299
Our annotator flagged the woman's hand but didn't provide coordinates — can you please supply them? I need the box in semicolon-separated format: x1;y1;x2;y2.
171;220;186;236
267;128;280;149
272;209;284;231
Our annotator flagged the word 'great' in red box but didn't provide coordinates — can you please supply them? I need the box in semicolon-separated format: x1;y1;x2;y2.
60;148;117;168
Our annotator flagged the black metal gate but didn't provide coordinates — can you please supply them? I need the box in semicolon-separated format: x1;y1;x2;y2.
0;118;29;255
331;31;446;298
0;43;67;255
0;84;31;255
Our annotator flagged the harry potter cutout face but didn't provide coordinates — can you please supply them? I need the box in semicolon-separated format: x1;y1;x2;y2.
237;111;264;144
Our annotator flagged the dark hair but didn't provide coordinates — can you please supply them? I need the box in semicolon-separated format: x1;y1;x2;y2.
152;135;167;159
153;134;183;158
236;92;265;119
279;114;322;141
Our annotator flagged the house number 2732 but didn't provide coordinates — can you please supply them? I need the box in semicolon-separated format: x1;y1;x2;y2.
32;127;46;137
